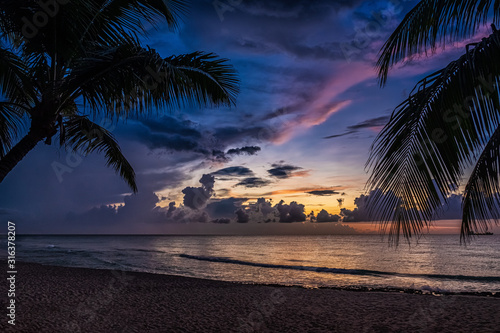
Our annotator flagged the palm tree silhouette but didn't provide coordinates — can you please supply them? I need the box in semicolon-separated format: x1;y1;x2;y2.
0;0;239;192
367;1;500;242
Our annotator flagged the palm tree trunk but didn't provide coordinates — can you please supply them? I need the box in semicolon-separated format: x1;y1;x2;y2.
0;128;46;183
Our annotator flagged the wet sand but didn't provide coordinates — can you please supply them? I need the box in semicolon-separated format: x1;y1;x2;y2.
1;261;499;332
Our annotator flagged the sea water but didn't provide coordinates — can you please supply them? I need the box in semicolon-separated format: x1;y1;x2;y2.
6;234;500;293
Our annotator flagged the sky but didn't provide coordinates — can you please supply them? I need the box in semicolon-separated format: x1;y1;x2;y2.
1;0;497;235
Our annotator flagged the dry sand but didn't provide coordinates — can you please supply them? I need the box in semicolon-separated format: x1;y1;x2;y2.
1;261;499;332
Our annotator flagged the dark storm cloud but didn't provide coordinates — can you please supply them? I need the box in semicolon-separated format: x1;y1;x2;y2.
267;163;302;179
205;197;246;220
234;177;272;188
229;36;345;60
226;146;261;156
206;0;378;62
341;190;380;222
0;144;190;215
1;0;425;235
242;0;365;9
341;190;463;222
172;1;387;148
139;171;191;192
211;218;231;224
141;116;202;138
235;208;250;223
248;198;277;222
131;116;210;154
275;200;306;223
214;126;279;145
316;209;341;223
133;121;201;152
65;192;213;231
324;116;390;139
234;197;306;223
182;174;215;210
212;166;254;177
307;190;339;196
131;117;266;163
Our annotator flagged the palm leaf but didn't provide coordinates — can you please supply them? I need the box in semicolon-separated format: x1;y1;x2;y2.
0;102;26;158
166;52;240;106
378;0;500;85
462;124;500;240
62;116;137;192
0;47;35;105
63;45;239;118
367;28;500;243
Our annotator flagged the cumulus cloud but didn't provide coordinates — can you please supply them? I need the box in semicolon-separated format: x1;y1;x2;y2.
316;209;341;222
341;190;465;222
275;200;306;223
232;197;311;224
182;174;215;210
235;177;272;188
205;197;247;219
60;191;357;233
66;191;209;229
235;208;250;223
341;190;379;222
250;198;278;222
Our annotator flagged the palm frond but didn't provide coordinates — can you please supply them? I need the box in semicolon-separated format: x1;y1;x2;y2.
462;124;500;240
87;0;189;34
378;0;500;85
61;0;188;58
0;102;26;158
63;45;239;118
0;47;35;105
62;116;137;192
166;52;240;106
0;0;188;70
367;28;500;243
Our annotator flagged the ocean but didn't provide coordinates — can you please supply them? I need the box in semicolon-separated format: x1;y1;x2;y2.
7;234;500;293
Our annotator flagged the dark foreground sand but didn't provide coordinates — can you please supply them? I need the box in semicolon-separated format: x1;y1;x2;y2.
1;261;499;333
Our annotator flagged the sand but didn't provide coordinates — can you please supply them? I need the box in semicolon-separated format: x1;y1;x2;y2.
1;261;499;333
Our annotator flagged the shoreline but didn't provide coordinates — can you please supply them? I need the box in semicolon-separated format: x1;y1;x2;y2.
1;261;500;332
11;260;500;297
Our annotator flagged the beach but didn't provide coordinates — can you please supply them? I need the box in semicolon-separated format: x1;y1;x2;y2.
0;261;499;332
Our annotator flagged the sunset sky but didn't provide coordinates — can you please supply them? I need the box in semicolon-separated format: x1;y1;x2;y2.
1;0;493;234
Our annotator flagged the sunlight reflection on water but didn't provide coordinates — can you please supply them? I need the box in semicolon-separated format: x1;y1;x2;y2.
10;234;500;292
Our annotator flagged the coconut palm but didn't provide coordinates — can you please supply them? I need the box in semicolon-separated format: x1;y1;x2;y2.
0;0;239;192
366;0;500;242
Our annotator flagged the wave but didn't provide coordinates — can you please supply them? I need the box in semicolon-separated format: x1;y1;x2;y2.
179;254;500;282
116;248;165;254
